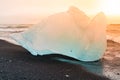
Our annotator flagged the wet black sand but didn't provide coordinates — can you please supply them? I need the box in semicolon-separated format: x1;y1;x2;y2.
0;39;120;80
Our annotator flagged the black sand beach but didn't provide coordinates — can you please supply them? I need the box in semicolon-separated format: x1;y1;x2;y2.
0;39;120;80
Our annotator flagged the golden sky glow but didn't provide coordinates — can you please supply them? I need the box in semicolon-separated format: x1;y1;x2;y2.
0;0;120;24
100;0;120;15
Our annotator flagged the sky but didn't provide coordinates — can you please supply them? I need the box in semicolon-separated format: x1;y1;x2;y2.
0;0;120;24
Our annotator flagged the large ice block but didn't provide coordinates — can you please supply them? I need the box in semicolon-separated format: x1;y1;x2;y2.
10;6;107;61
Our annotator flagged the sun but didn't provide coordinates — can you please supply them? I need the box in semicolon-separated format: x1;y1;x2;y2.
101;0;120;15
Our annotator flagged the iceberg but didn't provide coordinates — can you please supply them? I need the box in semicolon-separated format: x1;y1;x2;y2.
11;6;107;61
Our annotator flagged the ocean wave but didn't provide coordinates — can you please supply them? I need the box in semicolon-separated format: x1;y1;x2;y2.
107;35;120;44
0;27;28;32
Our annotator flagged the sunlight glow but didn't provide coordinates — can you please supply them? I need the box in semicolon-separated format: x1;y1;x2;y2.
101;0;120;15
0;0;120;24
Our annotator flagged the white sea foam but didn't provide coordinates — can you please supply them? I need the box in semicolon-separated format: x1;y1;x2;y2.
0;36;19;45
0;28;28;32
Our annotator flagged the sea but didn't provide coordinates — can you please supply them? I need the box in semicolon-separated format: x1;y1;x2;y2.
0;24;120;44
0;24;33;44
107;24;120;43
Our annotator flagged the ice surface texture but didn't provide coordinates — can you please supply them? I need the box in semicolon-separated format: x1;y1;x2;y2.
11;6;107;61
